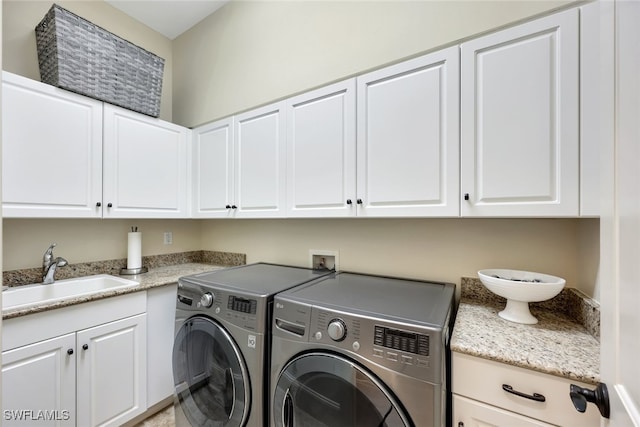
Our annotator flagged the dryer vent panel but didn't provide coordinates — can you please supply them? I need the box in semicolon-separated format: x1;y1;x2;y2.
309;250;338;271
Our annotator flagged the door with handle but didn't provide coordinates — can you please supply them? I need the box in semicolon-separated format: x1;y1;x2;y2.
272;352;411;427
172;316;250;426
599;0;640;424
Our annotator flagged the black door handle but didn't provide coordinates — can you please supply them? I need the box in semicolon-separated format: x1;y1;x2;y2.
570;383;610;418
82;344;89;350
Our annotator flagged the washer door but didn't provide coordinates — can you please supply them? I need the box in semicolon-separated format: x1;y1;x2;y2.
273;352;411;427
173;317;250;427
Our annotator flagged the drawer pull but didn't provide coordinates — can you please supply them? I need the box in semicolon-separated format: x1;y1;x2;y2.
502;384;546;402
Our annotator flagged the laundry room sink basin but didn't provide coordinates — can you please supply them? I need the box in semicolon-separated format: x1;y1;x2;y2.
2;274;139;312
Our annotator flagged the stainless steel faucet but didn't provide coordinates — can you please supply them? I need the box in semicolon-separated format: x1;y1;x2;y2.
42;243;68;284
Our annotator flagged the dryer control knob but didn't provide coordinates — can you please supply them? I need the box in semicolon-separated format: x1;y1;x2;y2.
327;319;347;341
200;292;214;308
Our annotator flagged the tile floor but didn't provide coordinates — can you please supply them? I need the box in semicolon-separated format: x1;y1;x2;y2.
134;405;175;427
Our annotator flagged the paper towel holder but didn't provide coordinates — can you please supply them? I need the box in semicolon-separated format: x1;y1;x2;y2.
120;266;148;275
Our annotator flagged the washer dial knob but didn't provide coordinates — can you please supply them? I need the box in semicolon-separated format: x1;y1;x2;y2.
200;292;214;308
327;319;347;341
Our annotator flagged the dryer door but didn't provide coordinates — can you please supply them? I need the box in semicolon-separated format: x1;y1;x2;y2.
173;316;250;426
273;352;411;427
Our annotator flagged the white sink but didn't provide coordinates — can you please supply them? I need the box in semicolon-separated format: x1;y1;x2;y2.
2;274;139;312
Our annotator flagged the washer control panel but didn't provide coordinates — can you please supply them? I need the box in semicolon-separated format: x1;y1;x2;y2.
309;308;441;383
374;325;429;356
228;295;257;315
177;280;261;331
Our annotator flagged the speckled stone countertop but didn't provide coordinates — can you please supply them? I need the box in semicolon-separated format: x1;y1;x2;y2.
2;250;246;320
451;278;600;385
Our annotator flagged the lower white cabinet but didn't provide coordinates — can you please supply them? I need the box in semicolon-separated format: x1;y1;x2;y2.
2;333;76;426
454;395;555;427
76;314;147;427
2;293;147;427
452;352;600;427
146;284;178;406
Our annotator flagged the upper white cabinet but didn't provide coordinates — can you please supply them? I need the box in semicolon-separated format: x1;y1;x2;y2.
579;1;614;217
233;101;287;218
2;72;191;219
103;105;190;218
192;118;235;218
2;71;103;218
460;9;579;217
357;46;460;217
286;79;356;217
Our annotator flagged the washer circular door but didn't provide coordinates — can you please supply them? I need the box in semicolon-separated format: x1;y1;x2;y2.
273;352;411;427
173;316;250;427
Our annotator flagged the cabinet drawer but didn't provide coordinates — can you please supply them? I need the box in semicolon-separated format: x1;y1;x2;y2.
452;352;600;426
454;394;554;427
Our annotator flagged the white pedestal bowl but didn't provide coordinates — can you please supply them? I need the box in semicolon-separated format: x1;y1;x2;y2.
478;269;566;324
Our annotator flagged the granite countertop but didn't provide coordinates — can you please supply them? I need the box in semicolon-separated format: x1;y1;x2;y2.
2;254;241;320
451;278;600;385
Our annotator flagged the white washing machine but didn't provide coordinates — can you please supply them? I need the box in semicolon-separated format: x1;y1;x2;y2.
270;272;455;427
172;263;333;427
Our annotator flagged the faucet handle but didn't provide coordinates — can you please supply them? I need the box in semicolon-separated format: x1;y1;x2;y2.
43;243;57;267
44;243;57;255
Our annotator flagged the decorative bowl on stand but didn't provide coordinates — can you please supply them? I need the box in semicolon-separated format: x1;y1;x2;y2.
478;269;566;324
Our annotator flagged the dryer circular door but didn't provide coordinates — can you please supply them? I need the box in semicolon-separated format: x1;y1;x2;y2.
173;316;250;426
273;352;411;427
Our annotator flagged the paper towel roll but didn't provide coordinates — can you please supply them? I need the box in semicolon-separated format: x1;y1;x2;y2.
127;232;142;269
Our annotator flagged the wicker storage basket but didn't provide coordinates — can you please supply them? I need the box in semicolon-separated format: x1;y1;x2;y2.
35;4;164;117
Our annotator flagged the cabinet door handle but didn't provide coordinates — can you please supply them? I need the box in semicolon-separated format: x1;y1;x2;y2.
107;203;113;208
225;205;231;209
82;344;89;351
96;202;102;207
464;193;470;201
231;205;237;209
67;348;74;355
357;199;363;205
346;199;352;205
502;384;546;402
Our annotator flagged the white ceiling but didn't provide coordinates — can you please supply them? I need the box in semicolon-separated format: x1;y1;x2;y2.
105;0;229;40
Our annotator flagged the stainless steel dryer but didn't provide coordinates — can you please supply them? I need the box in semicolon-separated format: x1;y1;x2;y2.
172;263;333;427
270;272;455;427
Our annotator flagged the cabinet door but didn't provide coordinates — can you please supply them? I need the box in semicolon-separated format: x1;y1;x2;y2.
77;314;147;427
2;72;103;218
460;9;579;217
580;1;614;217
356;46;460;217
2;333;76;427
146;284;177;407
234;101;287;218
453;395;554;427
103;105;190;218
192;118;235;217
286;79;356;217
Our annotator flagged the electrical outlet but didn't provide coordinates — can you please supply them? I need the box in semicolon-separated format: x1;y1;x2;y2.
309;250;339;271
163;232;173;245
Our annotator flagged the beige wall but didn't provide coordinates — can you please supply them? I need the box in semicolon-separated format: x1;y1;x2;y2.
173;0;577;127
200;218;600;296
3;219;202;270
2;0;174;120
